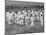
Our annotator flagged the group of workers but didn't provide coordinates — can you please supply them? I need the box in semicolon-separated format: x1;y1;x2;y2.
6;8;44;27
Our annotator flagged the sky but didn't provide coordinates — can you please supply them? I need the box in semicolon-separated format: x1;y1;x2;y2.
5;0;44;6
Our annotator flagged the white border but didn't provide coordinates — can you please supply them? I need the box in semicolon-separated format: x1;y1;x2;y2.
0;0;46;35
0;0;5;35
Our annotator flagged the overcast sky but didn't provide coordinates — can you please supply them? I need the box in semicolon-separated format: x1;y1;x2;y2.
5;0;44;7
